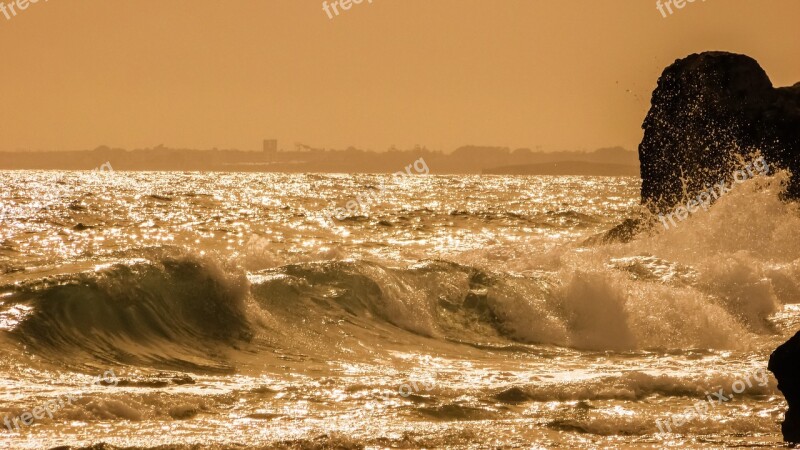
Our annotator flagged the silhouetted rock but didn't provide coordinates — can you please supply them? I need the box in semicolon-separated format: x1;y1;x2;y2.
582;218;650;246
630;52;800;444
769;331;800;444
639;51;800;210
591;52;800;245
494;386;532;404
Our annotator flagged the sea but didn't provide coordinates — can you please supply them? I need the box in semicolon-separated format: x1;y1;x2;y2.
0;170;797;449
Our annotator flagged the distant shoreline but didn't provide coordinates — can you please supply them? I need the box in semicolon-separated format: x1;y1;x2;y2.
483;161;640;176
0;145;640;175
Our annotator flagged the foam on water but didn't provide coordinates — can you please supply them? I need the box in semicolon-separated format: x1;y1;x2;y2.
0;170;795;448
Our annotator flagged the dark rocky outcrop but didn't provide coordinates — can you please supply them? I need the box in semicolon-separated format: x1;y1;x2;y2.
769;331;800;444
639;51;800;211
591;51;800;442
588;51;800;245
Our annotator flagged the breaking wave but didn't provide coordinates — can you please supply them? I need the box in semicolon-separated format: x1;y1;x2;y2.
1;255;252;372
0;173;796;374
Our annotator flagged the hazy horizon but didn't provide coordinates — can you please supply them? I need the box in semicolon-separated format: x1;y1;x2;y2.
0;143;640;174
0;1;798;155
1;143;636;154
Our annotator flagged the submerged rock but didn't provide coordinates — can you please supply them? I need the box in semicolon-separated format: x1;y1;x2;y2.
639;51;800;211
769;331;800;444
582;217;650;246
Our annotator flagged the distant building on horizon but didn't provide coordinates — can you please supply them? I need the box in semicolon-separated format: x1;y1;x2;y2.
263;139;277;162
263;139;278;153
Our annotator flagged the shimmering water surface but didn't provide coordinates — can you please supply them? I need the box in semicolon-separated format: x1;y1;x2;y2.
0;171;797;449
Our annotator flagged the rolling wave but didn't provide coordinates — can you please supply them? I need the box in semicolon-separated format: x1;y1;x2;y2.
0;250;784;372
1;174;797;373
1;256;252;371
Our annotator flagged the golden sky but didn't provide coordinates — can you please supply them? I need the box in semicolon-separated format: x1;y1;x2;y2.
0;0;798;153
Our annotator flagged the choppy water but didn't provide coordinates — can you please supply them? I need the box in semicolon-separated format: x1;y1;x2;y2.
0;170;797;449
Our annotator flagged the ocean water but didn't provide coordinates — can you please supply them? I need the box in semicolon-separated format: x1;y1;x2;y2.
0;170;797;449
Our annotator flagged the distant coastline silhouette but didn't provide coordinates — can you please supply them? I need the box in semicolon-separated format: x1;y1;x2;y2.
0;144;638;175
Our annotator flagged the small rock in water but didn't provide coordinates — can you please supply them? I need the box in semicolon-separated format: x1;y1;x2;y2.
769;330;800;444
169;405;199;420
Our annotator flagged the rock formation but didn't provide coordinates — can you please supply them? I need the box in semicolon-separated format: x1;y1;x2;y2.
584;51;800;442
769;331;800;444
639;51;800;210
634;52;800;443
589;51;800;246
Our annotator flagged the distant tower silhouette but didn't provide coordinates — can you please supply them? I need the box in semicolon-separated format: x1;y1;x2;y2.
263;139;277;162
